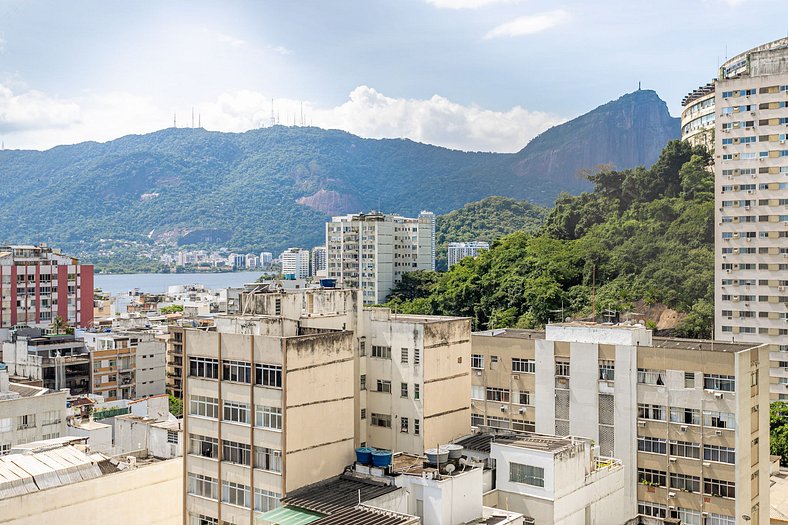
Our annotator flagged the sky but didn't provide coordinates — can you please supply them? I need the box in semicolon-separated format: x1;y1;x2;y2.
0;0;786;152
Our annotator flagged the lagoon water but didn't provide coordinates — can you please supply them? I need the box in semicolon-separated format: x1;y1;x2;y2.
94;271;264;296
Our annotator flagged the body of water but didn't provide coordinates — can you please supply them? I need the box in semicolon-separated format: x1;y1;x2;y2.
94;271;264;296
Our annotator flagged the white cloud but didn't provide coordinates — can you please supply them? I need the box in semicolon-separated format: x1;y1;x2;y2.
214;31;245;48
0;84;564;153
484;9;569;38
425;0;522;8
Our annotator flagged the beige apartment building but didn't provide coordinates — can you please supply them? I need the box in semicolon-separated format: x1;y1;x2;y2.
181;285;471;525
326;211;435;304
471;323;770;525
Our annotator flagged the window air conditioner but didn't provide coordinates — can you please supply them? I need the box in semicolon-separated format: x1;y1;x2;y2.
680;425;688;432
668;492;676;498
714;392;724;399
715;430;723;436
669;457;677;462
512;374;520;380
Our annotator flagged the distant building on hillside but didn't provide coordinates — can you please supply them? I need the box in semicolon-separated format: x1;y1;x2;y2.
326;211;435;304
260;251;273;270
281;248;310;279
447;241;490;268
0;244;94;330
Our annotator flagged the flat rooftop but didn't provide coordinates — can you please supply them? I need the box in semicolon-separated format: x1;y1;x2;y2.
651;337;756;353
456;432;579;454
473;328;545;340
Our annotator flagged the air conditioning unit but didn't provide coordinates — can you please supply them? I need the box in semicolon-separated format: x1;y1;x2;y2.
512;374;520;380
714;392;724;399
680;425;688;432
703;462;711;467
668;492;676;498
518;407;526;414
745;205;751;210
637;420;646;427
475;370;482;376
500;405;507;412
669;457;677;462
715;429;723;436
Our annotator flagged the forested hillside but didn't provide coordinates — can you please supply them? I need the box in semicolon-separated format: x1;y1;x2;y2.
0;90;677;259
384;141;715;337
434;197;547;270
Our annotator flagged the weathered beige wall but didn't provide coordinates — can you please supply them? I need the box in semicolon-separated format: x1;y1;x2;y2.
0;457;183;525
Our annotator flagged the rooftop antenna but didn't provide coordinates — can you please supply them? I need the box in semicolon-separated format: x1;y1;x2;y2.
270;98;275;127
591;264;597;322
191;107;195;128
198;113;201;128
638;81;641;90
173;112;177;128
300;101;304;126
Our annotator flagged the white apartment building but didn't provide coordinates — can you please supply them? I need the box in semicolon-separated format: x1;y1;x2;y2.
447;241;490;268
280;248;310;279
0;364;67;452
710;38;788;346
326;211;435;305
472;323;771;524
245;254;260;270
260;252;273;270
310;246;327;278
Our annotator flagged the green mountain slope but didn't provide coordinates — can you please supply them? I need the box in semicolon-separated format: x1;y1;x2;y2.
385;141;715;337
0;90;678;258
435;197;548;270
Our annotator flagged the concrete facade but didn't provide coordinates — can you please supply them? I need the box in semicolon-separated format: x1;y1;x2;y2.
2;330;90;395
471;323;771;525
325;211;435;304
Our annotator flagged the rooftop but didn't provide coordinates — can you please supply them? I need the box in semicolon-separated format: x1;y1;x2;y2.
651;336;756;353
473;328;544;340
456;432;579;454
282;473;399;514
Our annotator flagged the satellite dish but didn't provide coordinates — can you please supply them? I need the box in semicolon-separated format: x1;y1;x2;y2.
444;464;455;475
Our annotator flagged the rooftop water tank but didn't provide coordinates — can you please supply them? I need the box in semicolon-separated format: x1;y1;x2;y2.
371;449;393;468
355;447;375;465
425;447;449;465
444;444;464;459
319;278;337;288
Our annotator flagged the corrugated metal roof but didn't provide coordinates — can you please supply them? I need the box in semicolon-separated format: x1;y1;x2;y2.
311;506;413;525
282;474;399;515
256;506;324;525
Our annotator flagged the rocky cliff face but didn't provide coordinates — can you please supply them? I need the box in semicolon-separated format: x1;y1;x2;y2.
507;90;680;195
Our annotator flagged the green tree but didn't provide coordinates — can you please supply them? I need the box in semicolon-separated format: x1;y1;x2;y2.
160;304;185;315
386;271;440;302
169;394;183;417
771;402;788;465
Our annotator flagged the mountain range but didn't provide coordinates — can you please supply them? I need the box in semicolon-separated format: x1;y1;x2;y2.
0;89;678;257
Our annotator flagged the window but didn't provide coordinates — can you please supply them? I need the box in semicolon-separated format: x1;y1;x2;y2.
471;413;484;427
190;514;218;525
675;508;701;525
167;430;179;444
41;410;61;426
598;361;615;380
222;480;251;508
223;401;250;424
638;403;666;421
704;444;735;464
223;440;251;465
516;391;530;405
486;387;510;402
703;410;735;429
400;382;409;397
17;414;35;430
400;348;408;364
471;354;484;369
638;467;666;487
256;405;282;430
670;472;700;493
670;407;700;425
223;360;252;383
703;374;735;392
0;418;11;432
371;345;391;359
512;358;535;373
486;416;509;429
256;363;282;388
471;385;484;399
400;417;409;433
555;360;570;377
703;478;735;498
684;371;695;388
414;419;420;435
360;374;366;390
414;384;420;400
254;488;281;513
670;440;700;459
377;380;391;393
371;413;391;428
637;436;666;454
190;434;218;459
189;357;218;379
509;463;544;487
512;419;536;432
255;447;282;472
637;368;665;385
706;513;735;525
188;473;218;499
638;501;666;518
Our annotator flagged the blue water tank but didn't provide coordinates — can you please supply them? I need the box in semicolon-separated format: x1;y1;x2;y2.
319;278;337;288
355;447;375;465
283;273;297;280
371;449;392;468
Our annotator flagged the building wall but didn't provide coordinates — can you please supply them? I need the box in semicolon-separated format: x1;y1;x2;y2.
0;457;182;525
0;390;67;451
137;339;167;398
